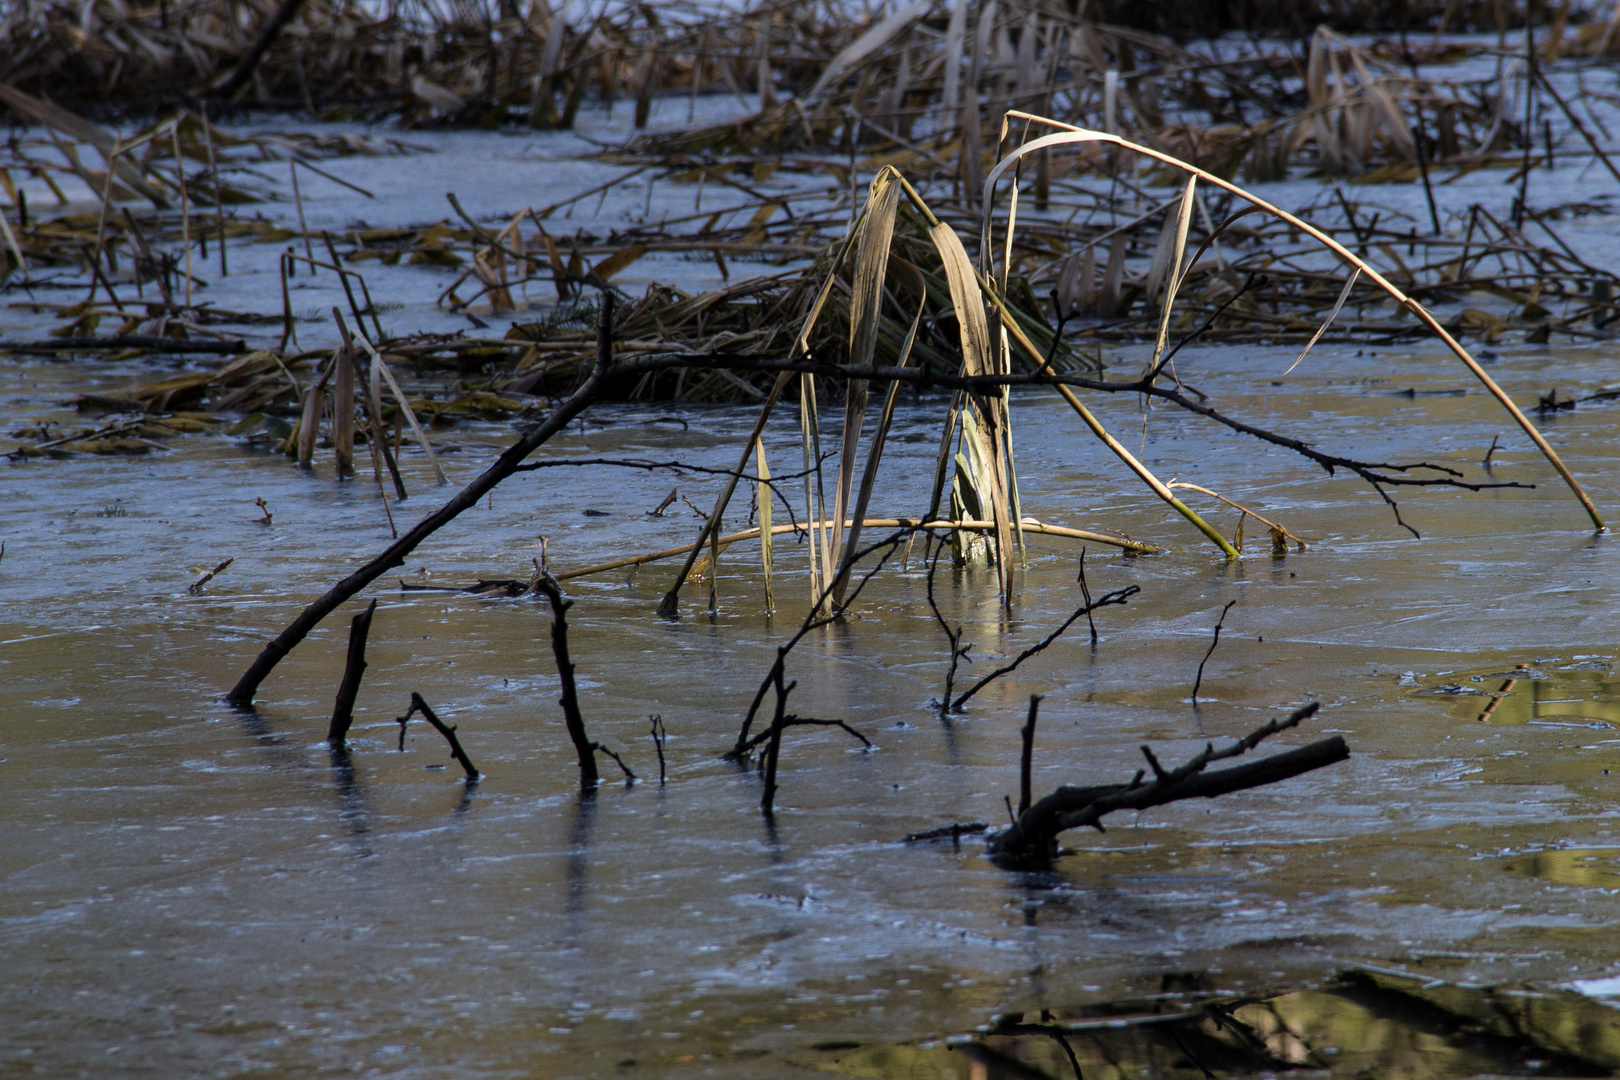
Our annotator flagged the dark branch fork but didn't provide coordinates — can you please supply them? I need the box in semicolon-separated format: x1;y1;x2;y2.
949;584;1139;712
729;528;913;764
395;692;481;782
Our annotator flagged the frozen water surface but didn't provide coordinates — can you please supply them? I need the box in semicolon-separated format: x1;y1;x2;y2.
4;43;1620;1079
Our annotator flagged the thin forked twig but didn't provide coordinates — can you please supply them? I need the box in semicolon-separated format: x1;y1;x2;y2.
951;585;1139;712
924;533;972;719
514;453;822;531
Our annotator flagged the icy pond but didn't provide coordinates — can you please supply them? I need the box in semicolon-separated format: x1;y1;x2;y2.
4;86;1620;1078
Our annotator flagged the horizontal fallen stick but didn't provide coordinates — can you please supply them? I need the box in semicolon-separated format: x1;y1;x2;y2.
553;517;1157;582
0;336;247;355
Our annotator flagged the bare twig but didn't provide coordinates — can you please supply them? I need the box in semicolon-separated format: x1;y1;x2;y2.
188;556;234;594
1076;547;1097;646
649;714;667;785
1192;600;1236;702
514;453;825;532
731;529;911;762
592;741;637;782
924;534;972;720
733;713;873;758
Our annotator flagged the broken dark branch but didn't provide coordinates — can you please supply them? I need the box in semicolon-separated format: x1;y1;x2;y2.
592;741;637;782
326;598;376;745
1076;547;1097;646
1018;694;1041;817
188;556;234;594
648;714;667;785
209;0;310;101
902;821;990;843
924;533;971;721
729;529;912;760
534;572;599;787
759;667;793;815
225;339;615;707
733;713;873;758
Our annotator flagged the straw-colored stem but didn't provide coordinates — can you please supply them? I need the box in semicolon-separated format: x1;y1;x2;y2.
757;437;774;613
657;207;870;616
359;346;443;485
559;517;1155;582
894;169;1233;555
332;343;355;477
90;136;122;306
172;125;191;307
1168;482;1306;549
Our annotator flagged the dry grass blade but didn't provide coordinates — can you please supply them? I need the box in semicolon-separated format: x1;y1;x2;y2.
837;256;928;601
0;82;170;207
990;110;1607;533
332;342;355;477
941;0;968;133
657;211;870;616
830;171;901;604
354;334;447;485
971;156;1238;559
1147;175;1197;379
807;0;932;101
1168;482;1308;552
1283;268;1361;377
929;219;1014;597
296;379;324;468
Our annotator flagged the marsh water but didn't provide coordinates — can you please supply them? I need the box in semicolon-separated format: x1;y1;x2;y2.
7;92;1620;1076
